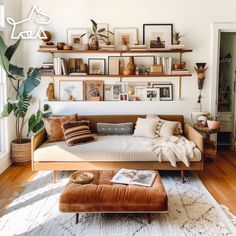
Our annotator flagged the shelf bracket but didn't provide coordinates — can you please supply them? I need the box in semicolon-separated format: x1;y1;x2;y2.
178;76;182;99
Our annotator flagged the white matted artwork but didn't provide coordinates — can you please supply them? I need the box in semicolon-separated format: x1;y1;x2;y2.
144;88;160;101
143;24;173;49
67;28;88;49
59;80;83;101
152;83;173;101
114;28;138;49
105;83;128;101
135;86;146;101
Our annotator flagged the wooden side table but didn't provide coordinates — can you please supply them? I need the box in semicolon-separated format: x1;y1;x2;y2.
193;124;219;161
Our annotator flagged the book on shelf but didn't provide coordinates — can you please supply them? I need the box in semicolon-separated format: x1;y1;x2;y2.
39;45;57;50
111;168;157;187
162;56;172;75
169;44;185;50
171;69;190;75
53;58;69;75
69;72;87;75
99;45;115;51
42;62;54;69
39;68;54;75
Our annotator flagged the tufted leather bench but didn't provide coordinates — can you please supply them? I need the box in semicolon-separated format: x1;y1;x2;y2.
59;170;168;224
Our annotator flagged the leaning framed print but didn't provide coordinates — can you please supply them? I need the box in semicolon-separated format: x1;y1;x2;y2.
152;83;173;101
88;58;106;75
67;28;88;49
59;80;83;101
144;88;160;101
143;24;173;49
84;80;104;101
113;28;138;49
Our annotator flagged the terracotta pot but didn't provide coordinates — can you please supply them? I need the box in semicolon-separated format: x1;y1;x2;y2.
207;120;220;130
90;40;99;50
173;40;180;45
11;139;31;165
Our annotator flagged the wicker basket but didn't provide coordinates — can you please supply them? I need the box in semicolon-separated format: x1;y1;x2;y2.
11;139;31;165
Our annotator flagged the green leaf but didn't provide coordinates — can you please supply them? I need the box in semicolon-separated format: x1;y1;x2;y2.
80;33;87;38
7;102;14;114
27;114;36;136
1;103;12;117
36;109;43;121
107;31;114;35
32;120;44;133
89;33;95;39
91;19;97;30
42;111;52;118
43;104;49;111
5;39;21;61
9;64;24;79
14;93;31;118
98;28;105;33
98;34;108;39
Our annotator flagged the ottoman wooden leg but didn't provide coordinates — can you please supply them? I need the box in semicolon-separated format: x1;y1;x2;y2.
181;170;185;183
147;213;152;224
76;213;79;224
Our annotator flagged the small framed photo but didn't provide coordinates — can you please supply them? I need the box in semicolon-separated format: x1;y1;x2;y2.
144;88;160;101
152;83;173;101
84;80;104;101
88;58;106;75
135;86;146;101
59;80;83;101
114;28;138;49
119;93;128;101
143;24;173;49
112;83;128;100
67;28;88;49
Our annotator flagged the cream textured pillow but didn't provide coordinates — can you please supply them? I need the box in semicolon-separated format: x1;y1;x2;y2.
146;115;183;137
133;118;159;139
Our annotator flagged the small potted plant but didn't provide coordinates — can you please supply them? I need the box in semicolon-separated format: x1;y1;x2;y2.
207;115;220;130
172;32;184;45
81;19;113;50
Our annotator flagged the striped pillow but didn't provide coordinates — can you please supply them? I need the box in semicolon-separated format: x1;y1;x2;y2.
62;120;95;146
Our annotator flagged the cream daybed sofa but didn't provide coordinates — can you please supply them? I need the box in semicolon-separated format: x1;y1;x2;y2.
31;115;204;181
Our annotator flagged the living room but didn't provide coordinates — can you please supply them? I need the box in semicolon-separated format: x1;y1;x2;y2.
0;0;236;235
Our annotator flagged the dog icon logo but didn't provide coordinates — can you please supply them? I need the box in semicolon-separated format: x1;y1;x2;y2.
7;6;52;39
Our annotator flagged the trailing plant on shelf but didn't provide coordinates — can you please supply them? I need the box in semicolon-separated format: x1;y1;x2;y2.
81;19;113;50
172;32;184;45
0;36;51;164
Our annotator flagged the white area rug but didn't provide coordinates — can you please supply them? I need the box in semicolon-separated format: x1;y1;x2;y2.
0;171;236;236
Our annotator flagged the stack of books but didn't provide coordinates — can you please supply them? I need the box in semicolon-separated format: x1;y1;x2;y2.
39;45;57;51
169;45;185;50
53;58;69;75
162;57;172;75
171;69;190;75
99;44;115;51
40;62;54;75
129;45;146;51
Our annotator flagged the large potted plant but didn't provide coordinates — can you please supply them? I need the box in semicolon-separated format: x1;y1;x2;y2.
0;36;51;165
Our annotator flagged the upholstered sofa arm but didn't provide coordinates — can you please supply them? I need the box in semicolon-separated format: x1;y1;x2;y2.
31;128;47;161
184;123;204;153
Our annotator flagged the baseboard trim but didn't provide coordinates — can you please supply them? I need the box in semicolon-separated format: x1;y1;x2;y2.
0;152;12;174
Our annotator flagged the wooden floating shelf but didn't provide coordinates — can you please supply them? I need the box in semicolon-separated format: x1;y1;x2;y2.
38;49;193;54
41;74;192;78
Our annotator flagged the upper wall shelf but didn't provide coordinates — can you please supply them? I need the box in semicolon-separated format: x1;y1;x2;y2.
38;49;193;54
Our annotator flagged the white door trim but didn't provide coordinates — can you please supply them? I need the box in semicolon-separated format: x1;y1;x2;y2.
210;23;236;116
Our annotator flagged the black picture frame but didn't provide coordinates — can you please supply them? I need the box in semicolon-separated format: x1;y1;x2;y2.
88;58;106;75
143;24;173;49
152;83;173;101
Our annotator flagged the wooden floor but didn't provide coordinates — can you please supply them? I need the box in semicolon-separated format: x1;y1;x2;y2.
0;152;236;216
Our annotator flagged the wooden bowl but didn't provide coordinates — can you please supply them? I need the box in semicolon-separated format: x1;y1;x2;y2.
63;45;73;50
70;171;94;184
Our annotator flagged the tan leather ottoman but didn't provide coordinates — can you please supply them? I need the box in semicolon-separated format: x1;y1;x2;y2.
59;170;168;223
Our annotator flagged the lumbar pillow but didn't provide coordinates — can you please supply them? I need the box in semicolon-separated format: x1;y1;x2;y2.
146;115;183;138
97;122;134;136
133;118;159;139
62;120;95;146
43;114;77;142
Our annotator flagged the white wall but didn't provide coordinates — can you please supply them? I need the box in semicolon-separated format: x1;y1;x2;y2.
5;0;236;123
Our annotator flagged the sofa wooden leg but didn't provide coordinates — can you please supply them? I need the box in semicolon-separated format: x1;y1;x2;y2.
53;171;57;183
147;213;152;224
181;170;185;183
76;213;79;224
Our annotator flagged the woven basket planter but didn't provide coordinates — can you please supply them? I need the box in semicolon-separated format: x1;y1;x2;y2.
11;139;31;165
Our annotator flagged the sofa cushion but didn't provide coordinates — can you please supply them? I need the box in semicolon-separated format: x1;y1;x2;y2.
97;122;133;136
43;114;77;142
62;120;95;146
34;135;201;162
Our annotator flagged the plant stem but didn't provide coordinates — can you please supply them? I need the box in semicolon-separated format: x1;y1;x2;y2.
19;117;25;143
9;78;18;94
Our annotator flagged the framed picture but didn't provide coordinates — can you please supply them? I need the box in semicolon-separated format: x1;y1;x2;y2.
135;86;146;101
88;58;106;75
104;83;128;101
84;80;104;101
143;24;173;49
114;28;138;49
119;93;128;101
67;28;88;49
144;88;160;101
59;80;83;101
152;83;173;101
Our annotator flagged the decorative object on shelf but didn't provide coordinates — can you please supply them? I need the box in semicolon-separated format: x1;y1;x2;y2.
57;42;65;50
80;20;113;50
119;93;129;101
173;62;186;70
84;80;104;101
152;83;173;101
135;85;146;101
40;30;53;45
80;63;88;73
113;27;138;50
88;58;106;75
104;83;128;101
46;83;55;101
150;64;163;75
207;116;220;130
67;28;88;50
172;32;184;45
190;111;210;125
143;24;173;49
63;45;73;50
68;58;83;74
126;56;136;75
195;62;208;111
0;36;52;165
145;88;160;101
59;80;83;101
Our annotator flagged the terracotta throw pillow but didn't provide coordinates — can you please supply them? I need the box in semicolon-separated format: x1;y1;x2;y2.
62;120;95;146
43;114;77;142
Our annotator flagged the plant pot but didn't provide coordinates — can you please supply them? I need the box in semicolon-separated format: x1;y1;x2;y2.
90;96;100;101
90;40;99;50
173;40;180;45
207;120;220;130
11;139;31;165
